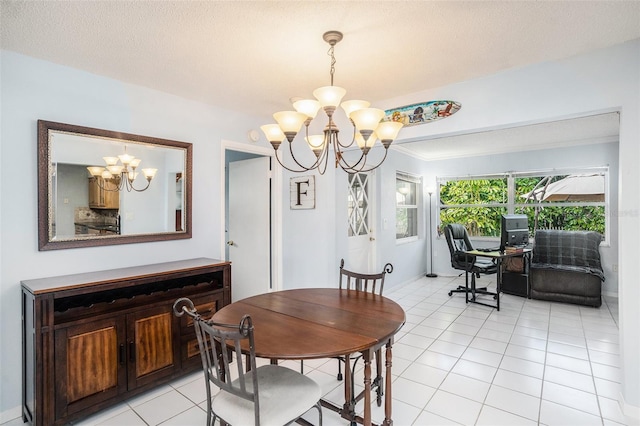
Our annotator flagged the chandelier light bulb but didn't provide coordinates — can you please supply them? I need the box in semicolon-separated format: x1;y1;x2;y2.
351;108;385;141
355;131;377;151
107;165;124;175
293;99;322;120
313;86;347;109
341;100;370;119
350;108;385;131
142;168;157;180
103;156;119;166
87;166;105;177
305;135;325;156
260;124;286;144
375;121;403;145
273;111;308;141
118;153;135;166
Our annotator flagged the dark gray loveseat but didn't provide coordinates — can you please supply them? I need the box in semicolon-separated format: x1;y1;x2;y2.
530;230;604;307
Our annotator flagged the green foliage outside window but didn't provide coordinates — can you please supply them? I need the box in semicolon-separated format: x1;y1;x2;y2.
439;178;507;236
439;175;605;237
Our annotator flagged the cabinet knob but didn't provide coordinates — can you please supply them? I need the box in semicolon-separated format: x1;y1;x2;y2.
227;240;234;246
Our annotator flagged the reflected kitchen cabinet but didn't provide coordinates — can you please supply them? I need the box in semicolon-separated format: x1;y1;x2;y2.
88;177;120;209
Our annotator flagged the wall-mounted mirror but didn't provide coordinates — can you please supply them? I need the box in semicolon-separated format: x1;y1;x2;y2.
38;120;192;250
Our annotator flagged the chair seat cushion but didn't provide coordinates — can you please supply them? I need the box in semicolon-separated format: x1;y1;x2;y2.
212;364;321;426
473;258;496;272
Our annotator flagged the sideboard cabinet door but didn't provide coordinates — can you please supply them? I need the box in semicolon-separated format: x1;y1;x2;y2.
54;317;127;419
127;305;179;390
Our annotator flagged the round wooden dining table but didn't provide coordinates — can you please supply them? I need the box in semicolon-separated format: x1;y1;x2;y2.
211;288;406;426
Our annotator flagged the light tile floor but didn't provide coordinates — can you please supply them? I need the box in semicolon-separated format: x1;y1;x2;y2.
4;275;632;425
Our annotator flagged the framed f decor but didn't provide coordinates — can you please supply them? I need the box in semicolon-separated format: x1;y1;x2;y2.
384;100;461;127
290;175;315;210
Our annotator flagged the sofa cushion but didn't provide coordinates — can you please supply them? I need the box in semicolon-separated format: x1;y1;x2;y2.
532;230;604;281
530;267;602;307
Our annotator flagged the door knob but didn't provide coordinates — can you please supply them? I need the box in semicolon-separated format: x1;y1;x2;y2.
227;240;234;246
369;237;376;241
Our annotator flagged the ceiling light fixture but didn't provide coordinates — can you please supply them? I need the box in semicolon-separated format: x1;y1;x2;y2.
86;146;157;192
261;31;403;175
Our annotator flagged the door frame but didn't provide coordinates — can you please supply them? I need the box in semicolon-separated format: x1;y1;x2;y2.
220;139;283;292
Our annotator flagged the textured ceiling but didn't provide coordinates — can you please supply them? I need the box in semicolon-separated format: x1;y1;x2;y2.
1;1;637;156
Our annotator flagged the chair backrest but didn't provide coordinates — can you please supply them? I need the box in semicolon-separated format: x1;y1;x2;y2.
444;224;475;270
338;258;393;295
172;297;261;425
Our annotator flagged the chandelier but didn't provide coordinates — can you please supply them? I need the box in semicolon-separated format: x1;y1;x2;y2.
86;147;157;192
260;31;403;175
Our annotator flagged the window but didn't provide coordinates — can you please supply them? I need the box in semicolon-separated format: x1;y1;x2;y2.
396;172;421;241
437;168;608;241
348;173;370;237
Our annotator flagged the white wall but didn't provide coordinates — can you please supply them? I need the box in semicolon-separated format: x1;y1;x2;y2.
0;51;265;420
281;166;337;289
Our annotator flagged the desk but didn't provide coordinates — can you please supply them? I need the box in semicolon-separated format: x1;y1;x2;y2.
211;288;405;426
463;249;532;311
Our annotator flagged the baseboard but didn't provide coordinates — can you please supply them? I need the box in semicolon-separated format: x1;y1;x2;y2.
0;404;22;424
602;290;619;298
618;391;640;423
386;274;430;290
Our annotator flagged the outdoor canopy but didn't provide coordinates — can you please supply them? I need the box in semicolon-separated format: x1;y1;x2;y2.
522;173;605;202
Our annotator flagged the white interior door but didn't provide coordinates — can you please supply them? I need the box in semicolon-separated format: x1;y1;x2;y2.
228;157;271;301
347;171;376;272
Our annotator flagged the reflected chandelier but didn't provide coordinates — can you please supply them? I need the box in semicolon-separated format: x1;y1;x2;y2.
260;31;403;175
86;147;158;192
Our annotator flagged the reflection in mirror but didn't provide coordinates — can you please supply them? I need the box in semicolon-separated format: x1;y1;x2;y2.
38;120;192;250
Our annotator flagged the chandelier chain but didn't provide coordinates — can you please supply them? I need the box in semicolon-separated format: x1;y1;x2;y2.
328;44;336;86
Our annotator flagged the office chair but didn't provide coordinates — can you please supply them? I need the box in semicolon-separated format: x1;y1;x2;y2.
336;258;393;407
173;297;323;426
444;224;497;298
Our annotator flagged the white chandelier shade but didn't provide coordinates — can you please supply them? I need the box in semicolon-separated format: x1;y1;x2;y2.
341;100;370;118
312;86;347;109
260;30;403;174
86;147;157;192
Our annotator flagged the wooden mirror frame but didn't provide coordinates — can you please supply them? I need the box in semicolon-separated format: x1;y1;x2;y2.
38;120;193;250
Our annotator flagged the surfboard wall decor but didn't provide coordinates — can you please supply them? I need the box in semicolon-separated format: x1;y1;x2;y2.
384;100;461;127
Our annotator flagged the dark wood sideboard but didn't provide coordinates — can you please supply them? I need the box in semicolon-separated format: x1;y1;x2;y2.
21;258;231;426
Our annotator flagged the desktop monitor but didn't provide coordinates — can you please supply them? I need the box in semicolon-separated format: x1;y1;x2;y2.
500;214;529;251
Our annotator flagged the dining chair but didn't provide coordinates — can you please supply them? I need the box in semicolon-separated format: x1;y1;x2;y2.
336;258;393;407
173;297;323;426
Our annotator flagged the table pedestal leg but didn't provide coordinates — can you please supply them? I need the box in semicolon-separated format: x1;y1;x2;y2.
343;354;355;420
363;349;372;426
383;342;393;426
